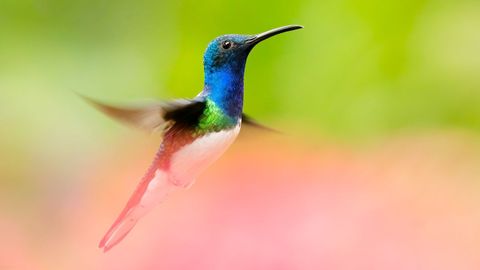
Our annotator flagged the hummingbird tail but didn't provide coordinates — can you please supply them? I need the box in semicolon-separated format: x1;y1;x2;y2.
99;167;177;252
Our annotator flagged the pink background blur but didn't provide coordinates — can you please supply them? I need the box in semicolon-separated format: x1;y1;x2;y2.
1;131;479;269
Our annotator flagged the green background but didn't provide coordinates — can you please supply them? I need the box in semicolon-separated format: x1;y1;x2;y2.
1;0;479;141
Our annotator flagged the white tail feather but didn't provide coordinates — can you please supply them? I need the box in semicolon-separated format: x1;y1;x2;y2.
99;169;177;252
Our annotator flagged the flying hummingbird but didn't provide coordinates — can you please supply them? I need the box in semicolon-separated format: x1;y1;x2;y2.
84;25;303;252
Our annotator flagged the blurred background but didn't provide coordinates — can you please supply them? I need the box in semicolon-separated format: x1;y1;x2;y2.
1;0;480;269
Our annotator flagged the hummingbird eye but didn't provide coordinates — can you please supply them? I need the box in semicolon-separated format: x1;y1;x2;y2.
221;40;232;49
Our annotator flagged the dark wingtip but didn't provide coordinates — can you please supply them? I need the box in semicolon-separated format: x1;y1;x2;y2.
75;92;107;111
242;114;283;134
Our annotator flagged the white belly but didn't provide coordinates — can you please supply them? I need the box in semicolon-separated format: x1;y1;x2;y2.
168;124;241;187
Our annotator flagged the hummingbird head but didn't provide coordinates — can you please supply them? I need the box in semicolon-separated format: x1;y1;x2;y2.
202;25;303;118
203;25;303;77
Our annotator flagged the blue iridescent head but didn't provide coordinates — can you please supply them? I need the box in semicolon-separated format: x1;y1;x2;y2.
202;25;303;117
204;25;303;77
203;34;252;75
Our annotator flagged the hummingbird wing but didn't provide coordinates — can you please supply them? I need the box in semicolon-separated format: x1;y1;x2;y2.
242;113;280;133
82;95;276;133
80;95;205;133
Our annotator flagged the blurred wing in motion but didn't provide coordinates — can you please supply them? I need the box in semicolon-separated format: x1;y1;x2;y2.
242;113;280;133
80;95;205;133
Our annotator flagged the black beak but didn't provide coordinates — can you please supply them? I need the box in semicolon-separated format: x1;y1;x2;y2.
246;25;303;46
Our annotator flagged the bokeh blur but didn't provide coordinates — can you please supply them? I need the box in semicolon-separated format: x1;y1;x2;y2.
1;0;480;269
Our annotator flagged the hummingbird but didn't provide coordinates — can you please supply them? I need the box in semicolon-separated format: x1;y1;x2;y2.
84;25;303;252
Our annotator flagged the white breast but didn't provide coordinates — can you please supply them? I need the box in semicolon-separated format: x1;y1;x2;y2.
168;124;241;187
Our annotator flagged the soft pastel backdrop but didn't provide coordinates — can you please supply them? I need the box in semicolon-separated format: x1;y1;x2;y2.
1;0;480;269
